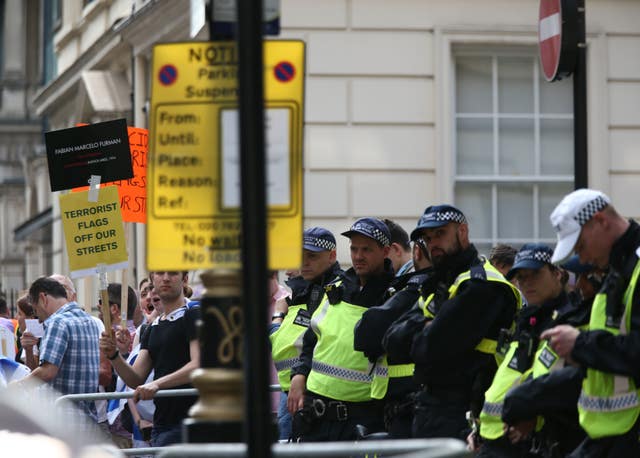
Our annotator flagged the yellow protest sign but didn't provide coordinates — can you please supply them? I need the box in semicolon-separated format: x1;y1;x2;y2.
147;40;304;271
59;186;129;278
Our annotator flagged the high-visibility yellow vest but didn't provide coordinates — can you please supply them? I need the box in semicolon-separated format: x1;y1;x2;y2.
270;304;310;392
420;259;522;362
479;341;533;439
307;285;385;403
369;355;414;400
578;254;640;439
369;276;427;400
418;259;522;441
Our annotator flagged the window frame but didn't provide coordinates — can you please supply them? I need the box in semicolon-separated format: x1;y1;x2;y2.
452;46;574;248
436;29;608;251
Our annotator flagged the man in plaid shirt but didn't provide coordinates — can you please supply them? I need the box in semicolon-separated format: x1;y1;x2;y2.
21;276;101;422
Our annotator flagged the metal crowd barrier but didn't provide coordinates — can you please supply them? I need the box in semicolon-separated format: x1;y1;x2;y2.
119;439;469;458
55;387;200;406
55;386;470;458
54;384;281;406
154;440;470;458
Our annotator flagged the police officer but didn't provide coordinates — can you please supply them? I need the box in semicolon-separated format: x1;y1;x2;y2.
409;204;521;440
384;218;415;277
270;227;343;440
500;256;605;458
541;189;640;457
288;217;395;441
475;244;571;456
354;220;434;438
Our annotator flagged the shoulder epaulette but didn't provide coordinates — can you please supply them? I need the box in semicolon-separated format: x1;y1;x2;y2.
470;259;487;281
407;273;428;286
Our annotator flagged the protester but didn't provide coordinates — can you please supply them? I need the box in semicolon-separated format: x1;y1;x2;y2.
100;271;200;447
18;277;101;428
15;294;39;370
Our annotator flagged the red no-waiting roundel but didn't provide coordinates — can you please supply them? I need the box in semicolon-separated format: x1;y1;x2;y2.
158;64;178;86
538;0;577;82
274;61;295;83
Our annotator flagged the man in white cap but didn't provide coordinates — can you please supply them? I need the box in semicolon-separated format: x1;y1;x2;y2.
542;188;640;457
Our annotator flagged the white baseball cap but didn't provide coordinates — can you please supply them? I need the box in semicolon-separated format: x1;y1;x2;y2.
549;189;610;264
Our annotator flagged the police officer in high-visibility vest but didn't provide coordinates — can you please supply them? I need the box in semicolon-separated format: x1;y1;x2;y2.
501;256;605;457
354;219;434;438
288;217;395;441
409;204;521;440
269;227;343;440
473;244;572;456
542;189;640;458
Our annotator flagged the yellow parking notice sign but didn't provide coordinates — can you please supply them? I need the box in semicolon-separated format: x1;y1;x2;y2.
148;41;304;271
59;186;128;278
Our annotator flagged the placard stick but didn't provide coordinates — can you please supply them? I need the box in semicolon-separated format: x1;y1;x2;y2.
88;174;101;202
119;222;132;329
98;264;112;335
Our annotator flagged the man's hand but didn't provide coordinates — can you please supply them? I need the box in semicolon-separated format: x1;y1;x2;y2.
274;297;289;315
139;418;153;430
288;374;306;414
99;330;118;360
541;325;580;359
20;331;38;351
504;419;535;443
115;327;132;354
134;381;160;401
466;431;480;451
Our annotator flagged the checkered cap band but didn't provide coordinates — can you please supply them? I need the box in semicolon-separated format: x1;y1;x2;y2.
433;210;466;224
303;236;336;251
350;221;390;246
515;248;552;265
574;196;609;226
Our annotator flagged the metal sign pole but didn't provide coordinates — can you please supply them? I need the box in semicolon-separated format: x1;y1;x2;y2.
573;0;588;189
236;1;273;458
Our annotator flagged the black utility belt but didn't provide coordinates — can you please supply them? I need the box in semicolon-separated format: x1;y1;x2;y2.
420;384;471;403
307;397;382;422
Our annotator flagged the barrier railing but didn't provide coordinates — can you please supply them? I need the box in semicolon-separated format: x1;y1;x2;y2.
119;439;469;457
56;386;470;457
55;387;199;406
54;384;281;406
154;440;470;457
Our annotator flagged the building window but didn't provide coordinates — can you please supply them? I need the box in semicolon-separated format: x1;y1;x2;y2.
0;0;4;74
453;47;574;255
42;0;60;84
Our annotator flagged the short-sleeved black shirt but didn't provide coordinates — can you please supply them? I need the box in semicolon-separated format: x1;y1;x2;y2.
141;305;200;427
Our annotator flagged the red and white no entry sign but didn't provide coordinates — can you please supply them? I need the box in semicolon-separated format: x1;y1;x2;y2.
538;0;577;82
539;0;562;81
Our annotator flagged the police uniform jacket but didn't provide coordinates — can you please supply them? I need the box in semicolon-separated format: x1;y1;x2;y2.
354;267;433;398
290;259;395;380
382;270;443;368
500;296;594;453
570;220;640;383
286;262;343;316
410;245;518;399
